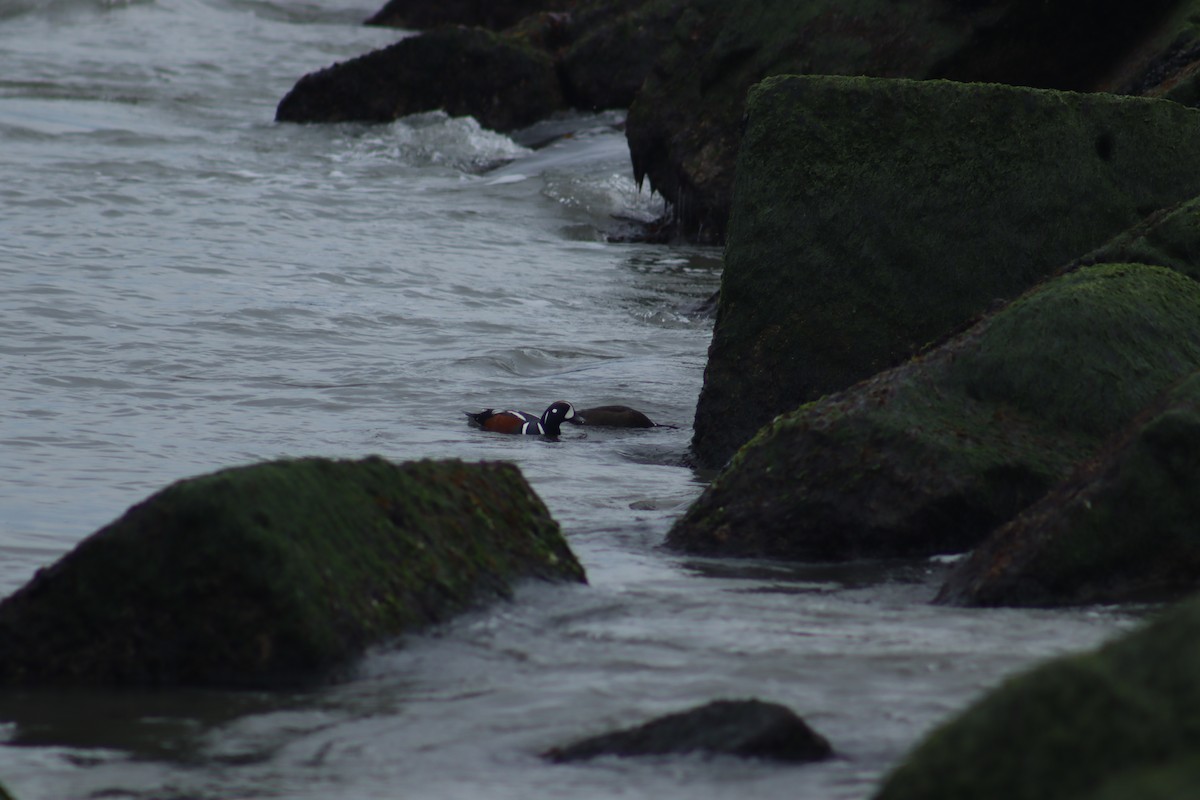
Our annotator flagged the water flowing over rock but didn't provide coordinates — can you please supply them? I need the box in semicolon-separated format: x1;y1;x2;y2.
670;264;1200;562
0;457;585;688
874;592;1200;800
692;74;1200;470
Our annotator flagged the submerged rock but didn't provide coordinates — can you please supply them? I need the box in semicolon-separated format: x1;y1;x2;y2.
692;74;1200;469
0;457;585;688
669;264;1200;562
275;26;564;131
936;371;1200;607
873;592;1200;800
544;699;832;763
625;0;1178;243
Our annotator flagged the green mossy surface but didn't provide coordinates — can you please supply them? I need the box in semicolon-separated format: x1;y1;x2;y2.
692;74;1200;468
937;371;1200;607
670;264;1200;561
873;593;1200;800
0;457;584;688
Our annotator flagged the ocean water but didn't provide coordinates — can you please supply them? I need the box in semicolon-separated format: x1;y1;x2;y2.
0;0;1135;798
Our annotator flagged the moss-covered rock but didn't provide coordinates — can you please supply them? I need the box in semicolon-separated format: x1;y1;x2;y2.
275;26;564;131
625;0;1180;243
692;74;1200;469
873;592;1200;800
0;457;585;688
936;371;1200;607
669;264;1200;561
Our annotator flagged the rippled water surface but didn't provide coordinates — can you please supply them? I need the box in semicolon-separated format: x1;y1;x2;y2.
0;1;1135;798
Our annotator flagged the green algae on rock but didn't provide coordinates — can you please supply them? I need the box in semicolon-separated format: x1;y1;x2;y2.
936;370;1200;607
692;74;1200;469
0;457;585;688
670;264;1200;562
873;592;1200;800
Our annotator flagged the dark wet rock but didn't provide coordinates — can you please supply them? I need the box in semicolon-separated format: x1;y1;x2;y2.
873;592;1200;800
0;457;585;688
936;371;1200;607
625;0;1179;244
691;74;1200;470
365;0;576;30
556;0;685;112
285;0;684;135
669;264;1200;562
275;26;564;131
545;699;832;763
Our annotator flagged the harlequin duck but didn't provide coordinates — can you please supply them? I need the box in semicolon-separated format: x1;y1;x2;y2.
465;401;577;436
568;405;675;428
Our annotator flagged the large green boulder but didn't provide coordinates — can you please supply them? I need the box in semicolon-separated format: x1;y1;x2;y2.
669;264;1200;561
873;592;1200;800
692;74;1200;469
625;0;1179;244
936;370;1200;607
0;457;585;688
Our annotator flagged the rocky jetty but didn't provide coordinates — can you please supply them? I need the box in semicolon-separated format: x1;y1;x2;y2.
669;263;1200;561
278;0;1200;242
0;457;584;688
278;0;680;127
624;0;1182;243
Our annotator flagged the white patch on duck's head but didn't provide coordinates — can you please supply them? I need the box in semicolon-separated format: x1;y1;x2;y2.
543;401;574;421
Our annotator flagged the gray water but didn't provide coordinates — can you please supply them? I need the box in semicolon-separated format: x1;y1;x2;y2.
0;1;1135;798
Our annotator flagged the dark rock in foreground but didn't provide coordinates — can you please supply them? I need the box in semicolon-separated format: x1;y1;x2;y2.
873;592;1200;800
693;74;1200;469
670;264;1200;562
936;370;1200;607
275;26;564;131
545;699;832;763
0;457;585;688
